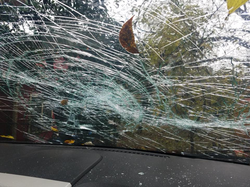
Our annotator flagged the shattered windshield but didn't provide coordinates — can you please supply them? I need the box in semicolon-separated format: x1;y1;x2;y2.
0;0;250;163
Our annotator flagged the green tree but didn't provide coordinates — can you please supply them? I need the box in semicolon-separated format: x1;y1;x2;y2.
0;0;125;144
137;2;209;68
135;0;246;122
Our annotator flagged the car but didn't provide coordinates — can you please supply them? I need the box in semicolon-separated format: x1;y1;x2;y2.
0;0;250;186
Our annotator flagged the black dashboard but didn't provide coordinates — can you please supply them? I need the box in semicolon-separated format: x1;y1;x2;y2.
0;143;249;187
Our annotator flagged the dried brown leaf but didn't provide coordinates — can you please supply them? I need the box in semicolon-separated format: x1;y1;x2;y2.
119;16;139;54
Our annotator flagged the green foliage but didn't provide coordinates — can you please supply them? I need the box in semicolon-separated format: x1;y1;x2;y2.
117;124;249;154
136;1;246;122
138;2;208;68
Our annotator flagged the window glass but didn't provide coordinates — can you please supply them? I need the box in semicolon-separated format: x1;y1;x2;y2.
0;0;250;164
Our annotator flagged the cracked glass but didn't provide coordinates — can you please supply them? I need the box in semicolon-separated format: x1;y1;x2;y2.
0;0;250;164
